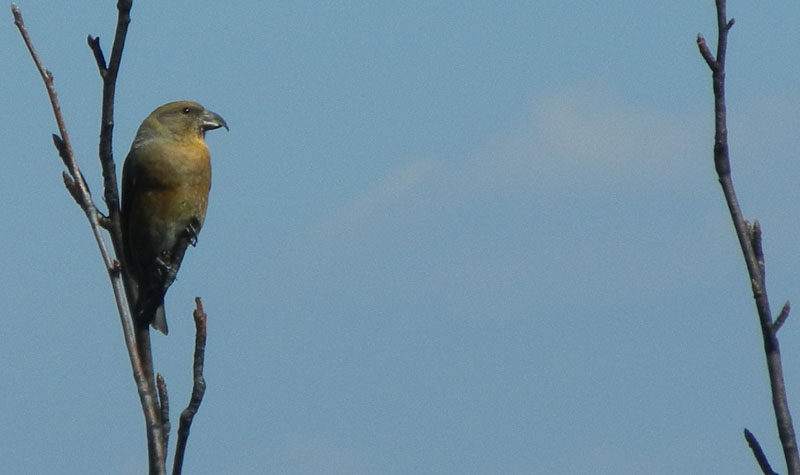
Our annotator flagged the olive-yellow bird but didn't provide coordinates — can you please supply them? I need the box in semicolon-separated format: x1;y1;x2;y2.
122;101;227;334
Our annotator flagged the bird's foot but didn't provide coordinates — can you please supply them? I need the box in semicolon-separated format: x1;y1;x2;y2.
155;252;174;277
185;219;201;247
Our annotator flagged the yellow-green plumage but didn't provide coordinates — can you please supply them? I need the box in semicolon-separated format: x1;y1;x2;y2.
121;101;227;334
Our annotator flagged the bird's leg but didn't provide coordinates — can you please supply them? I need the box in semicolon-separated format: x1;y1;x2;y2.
132;251;175;321
145;218;203;302
154;251;174;277
154;250;181;292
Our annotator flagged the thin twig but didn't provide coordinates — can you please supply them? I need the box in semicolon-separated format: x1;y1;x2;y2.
698;1;800;473
157;373;171;454
89;0;131;258
86;3;167;473
774;302;791;333
11;3;167;474
173;298;208;475
12;5;80;193
745;429;779;475
751;221;765;284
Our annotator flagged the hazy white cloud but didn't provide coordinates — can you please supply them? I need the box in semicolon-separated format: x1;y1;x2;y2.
300;84;707;248
334;160;441;226
302;159;442;243
463;84;707;190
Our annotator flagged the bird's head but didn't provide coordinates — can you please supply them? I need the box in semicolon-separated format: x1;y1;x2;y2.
137;101;228;143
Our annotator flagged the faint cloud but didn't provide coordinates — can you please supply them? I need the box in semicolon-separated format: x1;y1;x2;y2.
304;159;441;241
338;160;441;225
463;84;705;190
294;83;705;256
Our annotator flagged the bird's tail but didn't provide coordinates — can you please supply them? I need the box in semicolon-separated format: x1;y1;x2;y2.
150;304;169;335
137;293;169;335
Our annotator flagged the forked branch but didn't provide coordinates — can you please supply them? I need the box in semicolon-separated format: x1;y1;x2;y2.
697;1;800;473
11;3;166;473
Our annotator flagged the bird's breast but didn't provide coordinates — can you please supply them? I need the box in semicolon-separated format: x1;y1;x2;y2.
133;138;211;190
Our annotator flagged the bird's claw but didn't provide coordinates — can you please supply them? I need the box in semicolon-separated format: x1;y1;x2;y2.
185;219;200;247
155;252;174;277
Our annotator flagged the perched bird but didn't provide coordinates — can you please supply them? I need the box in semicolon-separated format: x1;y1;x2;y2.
121;101;227;334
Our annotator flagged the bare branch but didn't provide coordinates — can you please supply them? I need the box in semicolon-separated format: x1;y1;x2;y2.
745;429;779;475
89;0;137;314
751;221;765;284
13;5;80;187
775;302;791;333
87;35;107;76
699;1;800;473
12;3;167;474
173;298;208;475
85;3;167;472
92;0;131;257
696;34;717;70
157;373;171;454
133;324;165;474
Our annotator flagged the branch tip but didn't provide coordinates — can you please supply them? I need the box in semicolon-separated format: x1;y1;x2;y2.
11;3;22;25
173;297;209;474
701;1;800;471
156;373;170;453
750;221;765;281
87;35;108;73
697;35;716;69
774;301;791;332
62;172;82;204
194;297;207;328
51;133;65;150
62;171;74;187
744;428;778;475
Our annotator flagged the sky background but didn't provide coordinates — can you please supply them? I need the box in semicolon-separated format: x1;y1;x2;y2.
3;1;800;473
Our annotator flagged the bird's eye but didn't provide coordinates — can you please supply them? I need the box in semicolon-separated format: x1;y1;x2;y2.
182;107;191;114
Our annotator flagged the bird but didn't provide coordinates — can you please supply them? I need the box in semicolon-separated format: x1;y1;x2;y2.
121;101;227;335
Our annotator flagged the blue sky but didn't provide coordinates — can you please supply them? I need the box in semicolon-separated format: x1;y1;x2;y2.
4;1;800;473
